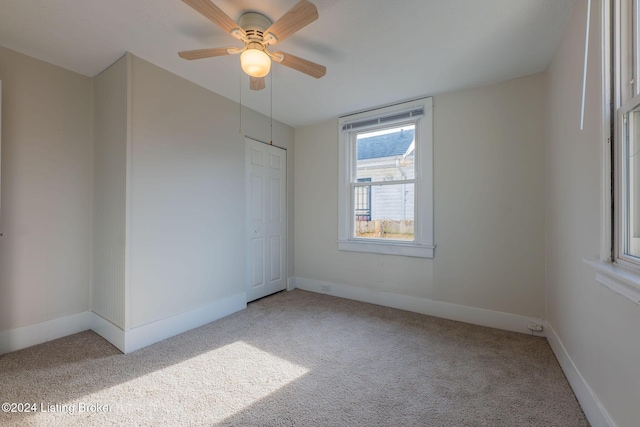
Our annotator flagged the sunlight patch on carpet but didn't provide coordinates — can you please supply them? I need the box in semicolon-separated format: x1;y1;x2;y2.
28;341;309;426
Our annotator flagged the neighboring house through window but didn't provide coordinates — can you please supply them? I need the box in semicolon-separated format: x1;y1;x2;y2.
355;126;415;239
338;98;434;258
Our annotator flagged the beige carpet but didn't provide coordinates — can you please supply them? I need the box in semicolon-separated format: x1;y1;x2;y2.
0;290;588;426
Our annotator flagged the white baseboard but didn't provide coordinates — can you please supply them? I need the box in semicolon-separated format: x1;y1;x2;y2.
546;322;616;427
294;277;545;336
287;276;297;291
122;292;246;353
0;311;92;355
91;313;126;353
1;293;247;355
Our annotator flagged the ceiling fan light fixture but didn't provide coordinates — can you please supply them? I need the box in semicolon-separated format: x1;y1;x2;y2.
240;48;271;78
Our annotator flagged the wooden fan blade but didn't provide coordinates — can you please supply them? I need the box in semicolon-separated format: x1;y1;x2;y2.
274;51;326;78
182;0;243;35
250;76;266;91
178;47;233;60
264;0;318;44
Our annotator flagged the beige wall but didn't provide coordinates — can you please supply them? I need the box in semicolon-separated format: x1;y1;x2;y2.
0;47;295;345
546;1;640;426
129;56;295;328
92;54;129;329
433;75;546;316
294;73;546;318
0;46;93;331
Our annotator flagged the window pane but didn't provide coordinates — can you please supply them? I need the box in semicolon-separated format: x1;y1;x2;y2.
625;104;640;257
356;125;415;183
353;183;414;241
355;178;372;221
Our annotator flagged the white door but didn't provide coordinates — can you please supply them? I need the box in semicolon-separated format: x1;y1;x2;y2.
246;138;287;302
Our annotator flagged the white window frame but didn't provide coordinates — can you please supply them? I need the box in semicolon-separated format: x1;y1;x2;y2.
337;97;434;258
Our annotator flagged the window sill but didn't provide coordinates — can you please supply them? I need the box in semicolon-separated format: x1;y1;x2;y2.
583;259;640;304
338;240;435;258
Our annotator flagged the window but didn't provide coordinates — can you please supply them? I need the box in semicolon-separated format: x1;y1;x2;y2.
615;0;640;269
338;98;434;258
588;0;640;304
621;103;640;259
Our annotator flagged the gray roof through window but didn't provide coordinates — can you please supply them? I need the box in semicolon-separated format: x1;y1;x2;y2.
357;129;415;160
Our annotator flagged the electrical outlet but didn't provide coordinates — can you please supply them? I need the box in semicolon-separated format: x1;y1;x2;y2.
527;321;544;332
320;284;331;293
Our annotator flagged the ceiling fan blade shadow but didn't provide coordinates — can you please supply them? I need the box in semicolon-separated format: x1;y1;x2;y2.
274;51;326;78
265;0;318;44
178;47;233;60
250;76;266;91
182;0;243;35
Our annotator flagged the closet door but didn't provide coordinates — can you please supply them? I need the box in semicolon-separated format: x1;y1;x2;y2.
245;138;286;302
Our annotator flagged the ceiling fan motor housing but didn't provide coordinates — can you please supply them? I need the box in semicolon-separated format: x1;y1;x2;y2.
238;12;273;43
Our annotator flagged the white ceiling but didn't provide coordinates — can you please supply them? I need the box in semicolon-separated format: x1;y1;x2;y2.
0;0;575;127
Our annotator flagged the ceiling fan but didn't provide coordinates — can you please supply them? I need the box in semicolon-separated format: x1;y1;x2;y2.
178;0;327;91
